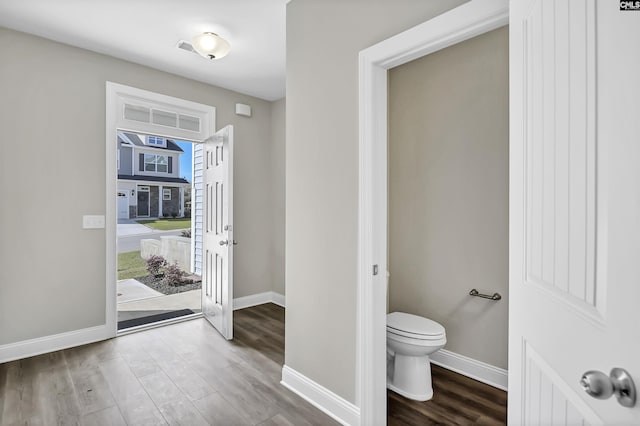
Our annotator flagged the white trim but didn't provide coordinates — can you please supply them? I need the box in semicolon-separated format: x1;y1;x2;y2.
0;325;108;364
357;1;509;423
233;291;285;310
281;365;360;426
430;349;508;391
107;82;216;339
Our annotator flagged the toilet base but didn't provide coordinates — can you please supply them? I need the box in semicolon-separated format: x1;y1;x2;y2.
387;353;434;402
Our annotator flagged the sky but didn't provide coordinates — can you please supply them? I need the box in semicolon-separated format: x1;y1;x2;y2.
175;140;193;182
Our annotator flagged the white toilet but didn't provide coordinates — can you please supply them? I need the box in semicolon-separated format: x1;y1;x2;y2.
386;311;446;401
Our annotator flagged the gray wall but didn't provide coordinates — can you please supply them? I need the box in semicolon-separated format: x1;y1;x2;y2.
388;26;509;369
0;27;282;345
270;98;286;296
286;0;467;404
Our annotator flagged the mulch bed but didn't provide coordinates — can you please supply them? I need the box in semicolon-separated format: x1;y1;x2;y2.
135;274;202;295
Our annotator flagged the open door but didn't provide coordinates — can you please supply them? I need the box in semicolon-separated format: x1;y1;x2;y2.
202;125;234;339
510;1;640;424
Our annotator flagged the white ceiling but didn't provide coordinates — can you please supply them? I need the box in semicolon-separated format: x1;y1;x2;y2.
0;0;287;101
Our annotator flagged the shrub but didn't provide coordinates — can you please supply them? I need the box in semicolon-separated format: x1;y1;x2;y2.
171;211;178;218
162;263;185;287
163;212;169;218
146;255;167;277
181;229;192;238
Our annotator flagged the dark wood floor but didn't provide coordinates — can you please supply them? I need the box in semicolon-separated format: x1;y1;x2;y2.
388;364;507;425
0;304;337;425
0;304;507;425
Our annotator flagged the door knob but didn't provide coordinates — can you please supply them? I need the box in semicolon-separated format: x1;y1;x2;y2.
580;368;636;407
219;240;229;246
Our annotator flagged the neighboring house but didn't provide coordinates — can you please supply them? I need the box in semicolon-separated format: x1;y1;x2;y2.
117;132;190;219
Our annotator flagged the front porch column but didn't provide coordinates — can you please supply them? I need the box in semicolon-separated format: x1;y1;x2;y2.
179;186;185;217
159;185;163;218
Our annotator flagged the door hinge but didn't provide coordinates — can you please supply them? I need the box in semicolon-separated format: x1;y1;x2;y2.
373;265;379;276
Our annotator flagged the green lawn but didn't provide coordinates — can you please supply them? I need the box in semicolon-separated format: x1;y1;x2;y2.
137;218;191;231
118;251;147;280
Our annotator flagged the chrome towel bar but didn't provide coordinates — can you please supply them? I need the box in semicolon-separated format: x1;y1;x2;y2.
469;289;502;301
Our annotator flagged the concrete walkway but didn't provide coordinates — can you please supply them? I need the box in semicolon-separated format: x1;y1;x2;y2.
118;289;201;312
117;278;201;312
117;219;154;237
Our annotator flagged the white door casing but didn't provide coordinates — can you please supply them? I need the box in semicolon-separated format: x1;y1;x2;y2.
106;82;216;336
509;1;640;424
357;0;509;423
202;125;234;340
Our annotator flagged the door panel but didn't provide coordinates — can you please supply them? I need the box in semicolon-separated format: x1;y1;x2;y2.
137;189;149;217
202;125;234;339
510;0;640;424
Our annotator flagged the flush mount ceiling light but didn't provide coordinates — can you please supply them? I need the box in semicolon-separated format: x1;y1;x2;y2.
191;32;231;60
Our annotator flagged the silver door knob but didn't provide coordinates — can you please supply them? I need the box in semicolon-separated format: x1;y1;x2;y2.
219;240;229;246
580;368;636;408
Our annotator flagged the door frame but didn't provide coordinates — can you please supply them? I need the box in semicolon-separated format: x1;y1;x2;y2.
106;82;216;337
356;0;508;423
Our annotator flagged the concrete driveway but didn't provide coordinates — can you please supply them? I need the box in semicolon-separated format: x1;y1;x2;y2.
117;219;154;237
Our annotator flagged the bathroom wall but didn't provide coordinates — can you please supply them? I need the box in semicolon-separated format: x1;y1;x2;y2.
388;26;509;369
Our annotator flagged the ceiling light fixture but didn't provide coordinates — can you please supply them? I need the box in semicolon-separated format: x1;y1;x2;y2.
192;32;231;60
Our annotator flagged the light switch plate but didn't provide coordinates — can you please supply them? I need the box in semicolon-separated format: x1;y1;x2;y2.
83;215;105;229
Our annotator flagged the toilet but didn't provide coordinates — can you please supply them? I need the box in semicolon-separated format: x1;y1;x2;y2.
386;311;446;401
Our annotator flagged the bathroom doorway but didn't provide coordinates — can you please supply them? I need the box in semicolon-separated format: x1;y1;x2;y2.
385;24;509;425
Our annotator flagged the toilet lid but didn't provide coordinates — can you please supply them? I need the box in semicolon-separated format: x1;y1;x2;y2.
387;312;445;337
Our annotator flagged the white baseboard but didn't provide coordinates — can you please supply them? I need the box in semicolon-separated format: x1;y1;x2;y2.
430;349;508;391
0;325;109;364
233;291;285;310
271;292;286;308
281;365;360;426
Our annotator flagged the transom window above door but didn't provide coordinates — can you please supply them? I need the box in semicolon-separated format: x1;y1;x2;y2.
144;154;168;172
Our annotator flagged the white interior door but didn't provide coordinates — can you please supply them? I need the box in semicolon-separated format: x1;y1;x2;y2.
202;125;234;339
509;1;640;424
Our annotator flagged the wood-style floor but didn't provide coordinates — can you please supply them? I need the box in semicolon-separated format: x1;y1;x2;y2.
388;364;507;425
0;303;507;425
0;304;337;425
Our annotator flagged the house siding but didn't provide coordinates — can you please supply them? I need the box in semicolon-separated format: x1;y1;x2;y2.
193;143;203;275
119;145;133;175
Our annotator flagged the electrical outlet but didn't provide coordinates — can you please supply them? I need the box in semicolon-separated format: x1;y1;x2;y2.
83;215;105;229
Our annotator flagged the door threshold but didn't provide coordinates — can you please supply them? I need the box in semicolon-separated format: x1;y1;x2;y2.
117;312;203;336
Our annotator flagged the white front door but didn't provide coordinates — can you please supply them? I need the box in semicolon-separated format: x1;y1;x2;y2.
202;125;234;339
509;1;640;424
117;192;129;219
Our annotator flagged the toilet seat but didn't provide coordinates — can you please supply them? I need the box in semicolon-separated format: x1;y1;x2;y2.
387;312;445;340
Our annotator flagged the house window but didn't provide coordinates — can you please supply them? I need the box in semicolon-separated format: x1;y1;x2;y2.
148;136;166;147
163;188;172;200
144;154;168;173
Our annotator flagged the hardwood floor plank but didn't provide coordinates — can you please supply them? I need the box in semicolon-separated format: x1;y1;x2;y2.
98;357;167;425
388;364;507;425
192;392;252;426
67;364;116;416
80;405;127;426
158;398;210;426
139;370;185;408
0;303;505;426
